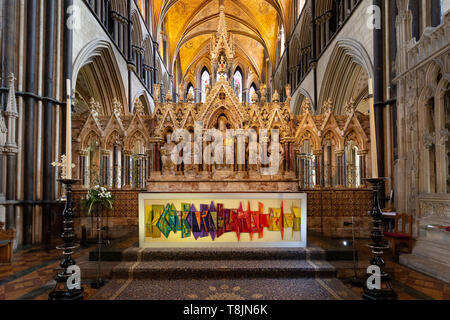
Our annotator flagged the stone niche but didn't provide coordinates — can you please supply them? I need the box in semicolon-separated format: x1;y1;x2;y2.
400;194;450;283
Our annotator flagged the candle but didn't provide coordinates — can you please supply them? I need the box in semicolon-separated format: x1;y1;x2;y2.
368;78;378;178
66;79;72;179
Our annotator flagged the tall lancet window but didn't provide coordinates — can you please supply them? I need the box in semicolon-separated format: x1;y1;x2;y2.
201;68;210;103
187;83;194;101
249;83;257;103
279;25;285;59
136;0;146;20
233;68;243;103
295;0;306;21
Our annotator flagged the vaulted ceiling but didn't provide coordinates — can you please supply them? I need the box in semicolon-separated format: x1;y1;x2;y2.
151;0;291;79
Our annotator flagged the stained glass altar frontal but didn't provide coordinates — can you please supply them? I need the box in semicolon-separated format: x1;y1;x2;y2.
139;193;307;248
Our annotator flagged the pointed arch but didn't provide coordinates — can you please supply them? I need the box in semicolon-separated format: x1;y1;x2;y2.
319;39;374;114
73;40;127;115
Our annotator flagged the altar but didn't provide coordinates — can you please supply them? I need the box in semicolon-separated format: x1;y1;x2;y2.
139;193;307;248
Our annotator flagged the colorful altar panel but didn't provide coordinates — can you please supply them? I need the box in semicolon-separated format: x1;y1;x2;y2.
224;209;232;232
216;203;225;238
151;205;164;238
187;204;201;240
292;207;301;233
230;209;240;241
140;193;307;248
181;203;191;238
199;204;209;238
157;204;173;238
208;202;217;240
145;205;153;237
269;208;281;231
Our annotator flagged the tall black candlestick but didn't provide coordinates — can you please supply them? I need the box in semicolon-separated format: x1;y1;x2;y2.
363;178;397;300
48;179;84;300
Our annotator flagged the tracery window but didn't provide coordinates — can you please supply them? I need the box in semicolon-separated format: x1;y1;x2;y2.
249;83;257;103
187;84;195;101
233;69;243;103
201;68;210;103
279;25;285;60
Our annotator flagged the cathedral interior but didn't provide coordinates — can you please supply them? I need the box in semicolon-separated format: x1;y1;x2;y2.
0;0;449;302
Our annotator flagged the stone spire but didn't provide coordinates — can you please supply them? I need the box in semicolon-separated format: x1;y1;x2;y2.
210;4;234;65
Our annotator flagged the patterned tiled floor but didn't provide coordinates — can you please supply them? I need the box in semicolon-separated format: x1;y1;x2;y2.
92;278;361;300
0;235;449;300
333;238;450;300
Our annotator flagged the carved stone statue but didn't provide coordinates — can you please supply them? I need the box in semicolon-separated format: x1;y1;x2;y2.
260;84;267;102
299;98;311;115
178;83;185;102
285;84;291;101
161;132;176;176
322;98;334;114
218;55;227;75
165;89;173;102
153;84;161;102
272;90;280;102
268;141;284;176
251;90;259;104
215;116;234;171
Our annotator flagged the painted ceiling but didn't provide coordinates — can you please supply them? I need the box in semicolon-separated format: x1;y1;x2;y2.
151;0;290;78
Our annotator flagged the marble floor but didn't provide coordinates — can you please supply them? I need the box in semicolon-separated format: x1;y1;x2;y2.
0;235;448;300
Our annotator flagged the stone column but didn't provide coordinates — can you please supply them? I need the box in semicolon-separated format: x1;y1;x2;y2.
3;74;19;230
242;88;249;104
336;150;345;187
325;12;331;42
194;88;201;103
358;150;368;187
156;139;163;172
313;149;323;188
298;152;305;189
113;144;120;188
79;150;89;187
290;141;295;173
146;149;152;181
283;141;289;173
235;129;245;178
100;150;110;187
123;150;132;188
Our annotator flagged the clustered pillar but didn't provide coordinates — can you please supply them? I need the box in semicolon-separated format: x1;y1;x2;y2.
336;150;345;187
314;150;323;188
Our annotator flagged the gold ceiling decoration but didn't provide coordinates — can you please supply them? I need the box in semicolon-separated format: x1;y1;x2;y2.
154;0;290;78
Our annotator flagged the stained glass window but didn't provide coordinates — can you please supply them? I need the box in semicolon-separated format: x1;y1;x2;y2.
233;69;243;103
187;84;195;100
201;68;210;103
279;25;285;58
249;84;257;103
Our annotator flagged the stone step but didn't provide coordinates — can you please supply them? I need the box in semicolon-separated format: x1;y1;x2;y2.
400;253;450;284
111;259;337;280
119;247;353;262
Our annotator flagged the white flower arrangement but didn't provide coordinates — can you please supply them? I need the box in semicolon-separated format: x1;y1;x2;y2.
82;185;115;215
